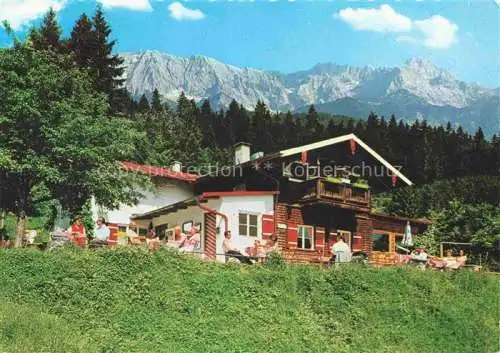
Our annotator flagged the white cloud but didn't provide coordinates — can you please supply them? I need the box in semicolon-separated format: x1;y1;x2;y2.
336;5;412;33
97;0;153;11
412;15;458;49
168;2;204;21
336;4;458;49
0;0;66;30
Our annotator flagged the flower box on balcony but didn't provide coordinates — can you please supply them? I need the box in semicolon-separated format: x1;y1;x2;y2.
325;176;344;184
352;179;369;189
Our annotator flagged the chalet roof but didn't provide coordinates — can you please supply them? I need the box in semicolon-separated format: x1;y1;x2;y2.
280;133;412;185
370;211;431;225
233;133;413;186
120;161;199;183
131;197;204;220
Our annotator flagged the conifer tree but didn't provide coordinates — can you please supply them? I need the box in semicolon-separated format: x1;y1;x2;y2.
137;94;150;112
283;111;297;147
326;119;338;137
251;100;272;152
354;120;365;138
151;88;164;113
69;13;94;68
226;99;241;144
304;105;323;142
345;119;355;133
270;112;285;151
173;93;204;166
198;99;217;147
91;6;126;112
294;115;304;146
30;8;64;52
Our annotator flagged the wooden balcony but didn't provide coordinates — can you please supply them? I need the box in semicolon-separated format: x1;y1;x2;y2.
294;178;371;211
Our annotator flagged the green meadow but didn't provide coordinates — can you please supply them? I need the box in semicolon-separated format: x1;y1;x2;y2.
0;247;497;353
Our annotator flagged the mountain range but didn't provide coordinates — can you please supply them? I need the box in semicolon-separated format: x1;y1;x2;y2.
121;51;499;136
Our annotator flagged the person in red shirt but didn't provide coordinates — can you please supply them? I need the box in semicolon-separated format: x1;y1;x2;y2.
67;215;86;244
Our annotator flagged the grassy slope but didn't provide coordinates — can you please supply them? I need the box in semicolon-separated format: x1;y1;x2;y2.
0;247;497;353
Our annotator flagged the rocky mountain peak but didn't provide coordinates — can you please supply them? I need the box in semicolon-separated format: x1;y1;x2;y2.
120;51;497;135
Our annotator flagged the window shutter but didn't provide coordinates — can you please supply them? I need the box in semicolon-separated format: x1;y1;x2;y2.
352;232;363;251
262;214;274;240
315;227;324;253
287;222;298;249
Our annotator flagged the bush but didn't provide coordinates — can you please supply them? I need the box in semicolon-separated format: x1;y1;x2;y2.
263;251;285;268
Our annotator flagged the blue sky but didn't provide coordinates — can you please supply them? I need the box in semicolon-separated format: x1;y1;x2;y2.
1;0;498;87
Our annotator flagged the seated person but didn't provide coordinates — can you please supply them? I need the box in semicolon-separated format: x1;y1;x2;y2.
456;250;468;268
411;248;429;262
222;230;252;264
179;226;201;253
245;244;257;258
255;240;267;258
444;249;467;270
146;229;160;250
90;217;110;246
67;215;87;244
166;226;187;248
127;222;142;244
245;240;268;259
265;236;279;255
428;254;446;269
443;250;458;269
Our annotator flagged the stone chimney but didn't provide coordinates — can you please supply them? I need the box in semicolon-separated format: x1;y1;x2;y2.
171;161;182;172
234;142;251;164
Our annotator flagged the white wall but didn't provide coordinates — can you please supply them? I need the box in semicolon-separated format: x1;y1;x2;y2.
104;193;275;263
92;180;194;225
215;195;274;262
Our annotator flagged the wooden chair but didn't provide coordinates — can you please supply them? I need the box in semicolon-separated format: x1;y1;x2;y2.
107;232;118;247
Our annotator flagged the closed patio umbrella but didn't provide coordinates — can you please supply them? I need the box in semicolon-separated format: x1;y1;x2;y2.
402;221;413;247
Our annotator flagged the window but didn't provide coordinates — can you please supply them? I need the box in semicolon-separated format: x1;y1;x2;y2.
372;231;405;253
138;228;148;236
155;224;168;240
371;233;389;252
118;226;127;233
239;213;258;237
298;225;314;249
165;228;175;241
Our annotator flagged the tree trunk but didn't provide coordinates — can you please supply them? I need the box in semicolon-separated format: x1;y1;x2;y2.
15;211;26;248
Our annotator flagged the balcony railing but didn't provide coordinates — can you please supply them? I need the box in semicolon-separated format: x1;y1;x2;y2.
296;178;371;208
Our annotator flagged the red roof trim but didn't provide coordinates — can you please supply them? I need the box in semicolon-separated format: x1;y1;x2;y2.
201;191;279;198
120;161;199;183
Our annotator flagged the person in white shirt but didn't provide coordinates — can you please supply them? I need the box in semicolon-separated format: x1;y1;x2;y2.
127;221;141;244
90;217;110;247
331;236;352;265
222;230;252;264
